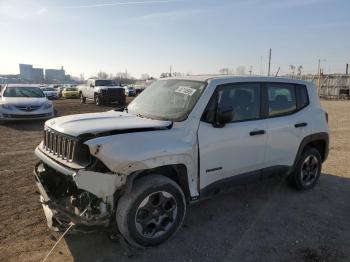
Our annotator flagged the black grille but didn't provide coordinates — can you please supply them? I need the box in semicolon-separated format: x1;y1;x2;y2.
100;89;125;104
15;105;41;111
43;129;77;162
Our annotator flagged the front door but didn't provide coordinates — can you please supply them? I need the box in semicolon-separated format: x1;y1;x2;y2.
198;82;267;190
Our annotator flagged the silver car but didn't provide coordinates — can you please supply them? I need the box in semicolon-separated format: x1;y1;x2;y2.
0;84;55;121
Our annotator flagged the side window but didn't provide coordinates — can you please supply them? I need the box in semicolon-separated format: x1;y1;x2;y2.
267;83;296;117
218;83;261;122
296;84;309;110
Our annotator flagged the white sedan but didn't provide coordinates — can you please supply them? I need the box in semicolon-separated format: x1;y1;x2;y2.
41;87;59;100
0;84;55;121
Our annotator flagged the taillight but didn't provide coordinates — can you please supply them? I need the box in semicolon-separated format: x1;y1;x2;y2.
325;112;328;123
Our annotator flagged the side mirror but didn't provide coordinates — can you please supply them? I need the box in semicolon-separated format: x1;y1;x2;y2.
90;84;94;88
214;108;234;128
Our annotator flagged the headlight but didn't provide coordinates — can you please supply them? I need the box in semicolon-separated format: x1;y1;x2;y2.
1;104;13;110
43;102;53;109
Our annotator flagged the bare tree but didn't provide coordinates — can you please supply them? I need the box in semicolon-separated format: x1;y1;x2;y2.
172;72;183;77
289;65;296;76
219;68;230;75
97;71;108;79
141;74;150;80
297;65;303;76
236;66;246;75
116;72;129;79
160;72;169;78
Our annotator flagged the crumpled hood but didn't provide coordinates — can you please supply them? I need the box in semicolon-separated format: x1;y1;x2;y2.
45;111;172;137
1;97;47;106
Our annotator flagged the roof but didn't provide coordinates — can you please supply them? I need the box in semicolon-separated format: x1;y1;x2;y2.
5;84;42;88
164;75;310;85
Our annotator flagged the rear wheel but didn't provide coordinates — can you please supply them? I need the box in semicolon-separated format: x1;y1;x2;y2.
287;147;322;190
116;175;186;247
80;93;86;103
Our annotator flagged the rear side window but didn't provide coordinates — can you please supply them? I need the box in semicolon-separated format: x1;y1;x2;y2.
296;84;309;110
267;83;296;117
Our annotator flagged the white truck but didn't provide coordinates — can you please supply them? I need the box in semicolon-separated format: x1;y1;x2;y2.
34;76;329;247
79;79;126;106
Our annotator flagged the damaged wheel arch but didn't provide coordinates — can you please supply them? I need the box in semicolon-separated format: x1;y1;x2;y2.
124;164;191;204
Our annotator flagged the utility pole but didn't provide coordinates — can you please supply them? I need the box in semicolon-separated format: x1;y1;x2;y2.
346;63;349;75
317;59;321;90
169;65;172;77
268;48;272;77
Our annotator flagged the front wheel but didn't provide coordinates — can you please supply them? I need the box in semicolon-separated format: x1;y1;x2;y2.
287;147;322;190
95;95;102;106
116;175;186;247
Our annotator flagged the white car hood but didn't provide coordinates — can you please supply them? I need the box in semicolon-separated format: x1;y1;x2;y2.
46;111;172;137
1;97;47;106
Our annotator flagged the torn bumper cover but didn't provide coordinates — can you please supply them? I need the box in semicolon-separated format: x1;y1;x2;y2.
34;163;112;232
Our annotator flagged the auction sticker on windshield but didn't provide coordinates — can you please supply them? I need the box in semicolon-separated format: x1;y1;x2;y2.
175;86;197;96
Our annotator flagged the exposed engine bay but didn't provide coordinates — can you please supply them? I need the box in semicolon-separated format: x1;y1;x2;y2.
34;162;111;232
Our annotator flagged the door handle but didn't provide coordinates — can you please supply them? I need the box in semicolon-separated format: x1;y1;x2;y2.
294;122;308;128
249;130;266;136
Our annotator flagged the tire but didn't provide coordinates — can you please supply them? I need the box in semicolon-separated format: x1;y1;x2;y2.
287;147;322;190
80;93;86;103
116;175;186;247
95;95;102;106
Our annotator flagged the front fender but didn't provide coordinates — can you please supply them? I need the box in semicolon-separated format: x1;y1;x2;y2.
84;127;199;197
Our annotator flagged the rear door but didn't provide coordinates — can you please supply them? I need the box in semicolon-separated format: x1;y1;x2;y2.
85;80;94;99
264;83;309;167
198;82;268;190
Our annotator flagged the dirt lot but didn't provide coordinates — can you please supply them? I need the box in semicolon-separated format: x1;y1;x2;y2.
0;99;349;262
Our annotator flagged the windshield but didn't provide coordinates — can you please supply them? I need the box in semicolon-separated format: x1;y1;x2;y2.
128;79;206;121
42;87;55;91
95;80;115;86
3;86;45;98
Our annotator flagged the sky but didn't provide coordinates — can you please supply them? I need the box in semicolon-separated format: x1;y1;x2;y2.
0;0;349;78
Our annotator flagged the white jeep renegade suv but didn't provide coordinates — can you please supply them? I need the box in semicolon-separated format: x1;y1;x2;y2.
34;76;329;247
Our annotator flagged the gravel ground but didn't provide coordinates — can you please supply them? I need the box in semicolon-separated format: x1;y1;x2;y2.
0;99;349;262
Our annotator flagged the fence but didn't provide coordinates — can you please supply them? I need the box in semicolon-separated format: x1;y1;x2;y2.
285;74;350;99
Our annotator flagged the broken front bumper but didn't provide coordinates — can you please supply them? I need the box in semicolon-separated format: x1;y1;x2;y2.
34;163;110;232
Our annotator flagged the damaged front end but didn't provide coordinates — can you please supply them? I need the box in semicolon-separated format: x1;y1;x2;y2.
34;162;113;232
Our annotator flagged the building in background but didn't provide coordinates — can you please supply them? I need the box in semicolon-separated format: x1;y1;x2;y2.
0;64;75;84
45;66;66;82
19;64;44;81
32;68;44;81
19;64;33;79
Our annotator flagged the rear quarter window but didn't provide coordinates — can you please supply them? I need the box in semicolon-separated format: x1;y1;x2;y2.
296;84;309;110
